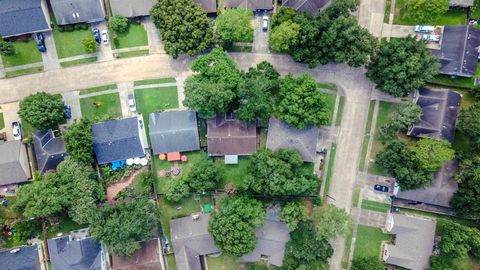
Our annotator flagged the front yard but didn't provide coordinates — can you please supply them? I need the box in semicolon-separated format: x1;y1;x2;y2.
112;23;148;49
1;39;42;68
0;112;4;130
353;225;392;259
322;93;337;126
393;0;467;25
80;92;122;119
53;27;92;59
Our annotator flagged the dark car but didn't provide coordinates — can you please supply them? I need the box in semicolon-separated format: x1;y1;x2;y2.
64;105;72;119
92;28;101;44
34;33;46;53
374;184;389;193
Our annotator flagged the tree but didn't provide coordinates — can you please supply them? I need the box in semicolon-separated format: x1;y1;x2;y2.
109;15;129;33
277;73;330;128
165;178;190;202
351;257;384;270
404;0;449;24
150;0;213;58
245;149;318;196
269;21;301;53
367;36;439;97
89;199;158;256
18;92;65;130
410;138;454;172
219;196;266;227
439;221;480;258
381;102;422;139
312;205;351;240
62;118;94;164
429;256;458;270
270;7;297;29
0;40;15;56
457;102;480;148
82;36;97;53
280;202;306;230
186;158;221;192
215;8;253;46
451;155;480;219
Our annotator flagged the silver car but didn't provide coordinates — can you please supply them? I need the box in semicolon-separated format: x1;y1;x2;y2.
12;122;22;141
128;94;136;112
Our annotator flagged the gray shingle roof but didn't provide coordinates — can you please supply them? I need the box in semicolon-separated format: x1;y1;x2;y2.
407;88;461;143
281;0;330;15
450;0;474;7
266;117;318;163
0;245;40;270
207;115;257;156
32;130;68;175
110;0;156;17
435;25;480;77
225;0;273;10
148;110;200;154
0;140;30;186
92;117;145;164
50;0;105;25
170;214;221;270
385;214;436;270
48;236;103;270
0;0;50;37
194;0;217;13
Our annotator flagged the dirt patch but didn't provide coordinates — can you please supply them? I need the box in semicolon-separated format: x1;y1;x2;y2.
106;166;147;202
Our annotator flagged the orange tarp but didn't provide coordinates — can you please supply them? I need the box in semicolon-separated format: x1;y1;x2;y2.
167;152;181;161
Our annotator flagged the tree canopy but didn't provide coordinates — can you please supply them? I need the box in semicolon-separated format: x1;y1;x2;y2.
270;7;297;29
351;257;384;270
19;92;65;130
367;36;439;97
109;15;129;33
62;118;94;164
185;157;221;192
409;138;454;172
451;155;480;219
457;102;480;149
269;21;301;53
245;149;318;196
403;0;449;24
215;8;253;46
165;177;190;202
150;0;213;58
0;40;15;56
280;202;307;231
82;36;97;53
312;205;351;240
381;102;422;139
439;221;480;258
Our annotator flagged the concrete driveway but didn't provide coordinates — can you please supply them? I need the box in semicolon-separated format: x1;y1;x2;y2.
382;24;415;38
145;17;164;54
253;15;269;53
94;22;114;62
118;82;134;117
358;0;386;37
40;32;60;70
1;102;20;141
61;91;81;125
351;208;388;228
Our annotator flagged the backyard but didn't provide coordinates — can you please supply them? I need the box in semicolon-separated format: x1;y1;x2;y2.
1;39;42;67
353;225;392;259
111;22;148;49
394;0;467;25
53;26;92;59
80;92;122;119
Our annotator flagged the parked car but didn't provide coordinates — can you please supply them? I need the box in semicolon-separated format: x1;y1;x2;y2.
262;16;269;32
101;29;109;45
92;27;101;44
128;94;136;112
64;105;72;119
34;33;46;53
414;25;435;33
422;34;440;42
12;122;22;141
374;184;389;193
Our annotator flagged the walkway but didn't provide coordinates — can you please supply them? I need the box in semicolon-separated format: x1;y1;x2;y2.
58;53;97;64
351;208;387;228
4;62;43;72
106;166;147;202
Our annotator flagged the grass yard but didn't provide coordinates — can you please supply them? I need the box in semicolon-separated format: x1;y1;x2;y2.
341;223;355;269
384;0;392;23
318;83;337;91
166;254;177;270
21;120;37;140
362;200;391;213
428;75;475;89
0;112;4;130
206;254;240;270
79;84;117;95
323;143;337;196
1;40;42;68
60;57;97;68
134;77;176;86
359;100;376;172
216;157;250;188
0;196;20;220
352;188;360;207
46;217;84;239
80;93;122;119
112;23;148;49
321;93;337;126
353;225;392;259
225;45;253;52
116;50;149;58
5;66;43;78
53;27;92;59
393;0;467;25
335;96;346;126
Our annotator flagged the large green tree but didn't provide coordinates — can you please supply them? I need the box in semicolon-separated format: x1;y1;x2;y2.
277;73;329;128
451;155;480;219
62;118;94;164
381;102;422;139
280;202;307;230
403;0;449;24
439;221;480;258
312;205;351;240
367;36;439;97
269;21;301;53
245;149;318;196
150;0;213;58
165;177;190;202
109;15;129;33
410;138;454;172
186;157;221;192
457;102;480;148
190;48;241;89
351;257;384;270
215;8;253;46
270;7;297;29
19;92;65;130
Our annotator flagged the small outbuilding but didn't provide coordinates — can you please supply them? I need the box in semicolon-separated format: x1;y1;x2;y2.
32;129;68;175
50;0;105;25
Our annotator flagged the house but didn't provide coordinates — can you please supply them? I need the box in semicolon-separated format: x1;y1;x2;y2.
48;234;106;270
394;160;458;214
449;0;474;7
110;0;156;17
0;0;50;38
383;213;436;270
170;214;221;270
224;0;273;11
207;114;257;159
50;0;105;25
281;0;330;15
266;117;319;163
407;88;461;143
0;245;40;270
149;110;200;155
194;0;217;14
0;140;31;187
92;116;147;165
432;25;480;77
32;129;68;175
110;239;162;270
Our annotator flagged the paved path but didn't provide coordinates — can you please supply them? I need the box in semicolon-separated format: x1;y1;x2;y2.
253;16;269;53
134;82;177;89
0;102;20;140
113;46;149;53
145;17;164;54
4;62;43;72
79;89;119;98
118;82;134;117
351;208;387;228
358;0;386;38
58;53;97;63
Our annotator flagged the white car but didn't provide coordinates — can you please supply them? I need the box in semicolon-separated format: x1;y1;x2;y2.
128;94;136;112
101;29;109;45
415;25;435;33
262;16;269;32
422;34;440;42
12;122;22;141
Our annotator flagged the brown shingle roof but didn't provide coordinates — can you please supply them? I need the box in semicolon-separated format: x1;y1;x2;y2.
207;115;257;156
225;0;273;10
111;239;162;270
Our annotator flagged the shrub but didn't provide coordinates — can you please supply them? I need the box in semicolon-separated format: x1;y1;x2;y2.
110;15;129;33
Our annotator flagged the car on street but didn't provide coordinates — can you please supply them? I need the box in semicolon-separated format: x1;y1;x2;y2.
64;105;72;119
414;25;435;33
374;184;389;193
262;16;269;32
101;29;109;45
34;33;46;53
92;27;101;44
128;94;136;112
12;122;22;141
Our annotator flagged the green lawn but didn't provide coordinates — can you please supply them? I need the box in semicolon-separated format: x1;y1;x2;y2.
53;27;92;58
60;56;97;68
384;0;392;23
5;66;43;78
116;50;149;58
79;84;117;95
46;216;84;239
21;120;37;140
362;200;391;213
394;0;467;25
0;112;4;130
353;225;392;259
166;254;177;270
341;223;355;269
323;143;337;196
428;75;475;89
321;93;337;126
359;100;376;172
112;23;148;49
216;157;250;188
318;83;337;91
134;77;177;86
352;188;360;207
206;254;240;270
0;196;20;220
80;93;122;119
1;40;42;68
335;96;346;126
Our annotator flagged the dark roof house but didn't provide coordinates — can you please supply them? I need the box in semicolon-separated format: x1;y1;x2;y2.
110;0;156;17
0;245;40;270
0;140;31;187
194;0;217;13
111;239;162;270
434;25;480;77
170;214;221;270
48;236;105;270
383;213;436;270
50;0;105;25
266;117;319;163
407;88;461;143
0;0;50;38
281;0;330;15
92;116;147;164
32;129;68;175
225;0;273;10
149;110;200;154
450;0;474;7
207;114;257;156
